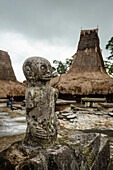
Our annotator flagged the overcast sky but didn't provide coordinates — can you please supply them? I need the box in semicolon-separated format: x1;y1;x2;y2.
0;0;113;82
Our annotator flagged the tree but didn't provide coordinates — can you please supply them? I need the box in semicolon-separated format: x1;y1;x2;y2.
104;60;113;75
104;37;113;76
106;37;113;60
52;57;73;77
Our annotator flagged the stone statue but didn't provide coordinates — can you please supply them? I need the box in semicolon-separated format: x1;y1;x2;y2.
23;57;58;147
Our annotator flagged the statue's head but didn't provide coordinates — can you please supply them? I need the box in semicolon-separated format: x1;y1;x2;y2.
23;57;52;82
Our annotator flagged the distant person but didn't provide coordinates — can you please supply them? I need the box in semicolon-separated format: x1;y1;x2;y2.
9;97;14;106
10;97;14;103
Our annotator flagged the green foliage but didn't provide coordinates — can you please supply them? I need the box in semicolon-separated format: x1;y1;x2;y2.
52;57;73;77
105;37;113;76
104;60;113;75
106;37;113;60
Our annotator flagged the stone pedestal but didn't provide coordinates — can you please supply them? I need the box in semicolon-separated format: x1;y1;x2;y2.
0;129;110;170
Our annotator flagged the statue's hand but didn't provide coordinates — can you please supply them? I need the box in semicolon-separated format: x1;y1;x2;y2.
54;88;59;101
26;101;34;110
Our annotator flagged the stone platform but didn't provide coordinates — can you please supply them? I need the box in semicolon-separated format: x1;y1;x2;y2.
0;128;110;170
0;99;9;108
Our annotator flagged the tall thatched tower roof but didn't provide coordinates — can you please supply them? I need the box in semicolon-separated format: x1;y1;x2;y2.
69;29;106;73
51;29;113;100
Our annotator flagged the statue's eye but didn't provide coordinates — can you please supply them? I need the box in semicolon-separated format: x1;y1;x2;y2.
41;65;47;70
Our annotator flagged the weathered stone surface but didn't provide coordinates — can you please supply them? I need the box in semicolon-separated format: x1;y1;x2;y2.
0;99;9;103
56;99;76;105
58;105;113;130
0;130;110;170
91;135;110;170
66;114;77;119
108;112;113;117
0;99;9;108
47;145;78;170
11;104;22;110
82;98;106;102
23;57;58;146
99;103;113;108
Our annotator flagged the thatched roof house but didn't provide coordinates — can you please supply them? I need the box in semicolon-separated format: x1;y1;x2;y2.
0;50;26;99
51;29;113;101
0;80;26;99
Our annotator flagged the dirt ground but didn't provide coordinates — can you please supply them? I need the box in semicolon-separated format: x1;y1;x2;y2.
0;134;25;152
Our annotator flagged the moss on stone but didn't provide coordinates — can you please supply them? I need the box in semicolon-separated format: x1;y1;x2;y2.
87;153;94;169
83;146;90;155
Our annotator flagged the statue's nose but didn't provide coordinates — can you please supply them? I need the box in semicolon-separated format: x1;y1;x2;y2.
47;69;50;74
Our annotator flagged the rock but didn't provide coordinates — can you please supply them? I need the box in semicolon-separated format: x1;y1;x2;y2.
62;112;72;116
108;112;113;117
47;145;78;170
0;131;110;170
99;103;113;108
66;114;77;119
58;114;64;119
0;99;9;103
55;100;76;112
0;99;9;108
91;135;110;170
82;98;106;102
56;99;76;105
55;111;60;115
11;104;22;110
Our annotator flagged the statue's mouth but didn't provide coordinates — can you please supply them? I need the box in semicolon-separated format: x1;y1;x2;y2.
41;76;51;80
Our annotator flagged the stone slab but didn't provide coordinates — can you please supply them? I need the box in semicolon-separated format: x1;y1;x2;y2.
0;99;9;103
0;129;110;170
56;99;76;105
99;103;113;108
66;114;77;119
0;103;7;108
11;104;22;110
82;98;106;102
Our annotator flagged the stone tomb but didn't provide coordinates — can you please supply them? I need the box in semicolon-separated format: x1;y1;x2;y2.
0;57;110;170
81;97;106;107
0;99;9;108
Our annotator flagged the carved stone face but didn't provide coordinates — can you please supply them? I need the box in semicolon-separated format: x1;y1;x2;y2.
23;57;52;81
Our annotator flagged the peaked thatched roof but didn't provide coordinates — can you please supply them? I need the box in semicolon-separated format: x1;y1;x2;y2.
0;50;17;81
0;80;26;98
0;50;26;98
51;29;113;97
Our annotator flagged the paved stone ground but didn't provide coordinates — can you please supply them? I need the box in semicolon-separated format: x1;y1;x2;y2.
0;106;113;161
57;106;113;161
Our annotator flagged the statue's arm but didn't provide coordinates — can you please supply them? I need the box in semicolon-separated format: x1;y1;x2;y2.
25;89;35;111
54;88;59;102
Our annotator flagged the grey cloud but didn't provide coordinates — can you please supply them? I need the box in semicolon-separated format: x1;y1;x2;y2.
0;0;113;47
